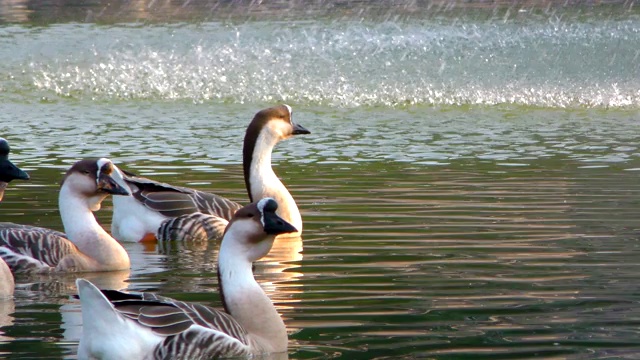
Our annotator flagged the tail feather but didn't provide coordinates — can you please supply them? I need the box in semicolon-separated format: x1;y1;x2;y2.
77;278;118;321
77;278;122;359
76;279;163;359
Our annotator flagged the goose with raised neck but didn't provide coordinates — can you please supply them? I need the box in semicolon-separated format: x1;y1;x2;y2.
110;104;309;243
0;158;132;273
77;198;297;359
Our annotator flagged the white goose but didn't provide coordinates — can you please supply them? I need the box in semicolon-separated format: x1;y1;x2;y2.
77;197;297;359
0;158;132;273
0;138;29;297
111;104;310;243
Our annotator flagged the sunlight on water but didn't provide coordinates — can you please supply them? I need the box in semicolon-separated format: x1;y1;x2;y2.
1;3;640;359
0;18;635;108
1;105;640;359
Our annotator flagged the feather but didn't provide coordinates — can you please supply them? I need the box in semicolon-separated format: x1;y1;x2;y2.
0;223;77;272
124;174;242;220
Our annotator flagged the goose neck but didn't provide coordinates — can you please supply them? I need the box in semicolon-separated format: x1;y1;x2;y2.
58;186;129;270
245;133;302;235
59;186;107;244
218;234;287;352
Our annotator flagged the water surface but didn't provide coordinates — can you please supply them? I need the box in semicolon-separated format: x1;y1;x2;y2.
0;2;640;359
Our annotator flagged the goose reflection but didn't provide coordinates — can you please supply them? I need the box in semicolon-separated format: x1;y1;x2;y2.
0;298;13;343
155;235;304;299
257;235;304;337
258;236;304;293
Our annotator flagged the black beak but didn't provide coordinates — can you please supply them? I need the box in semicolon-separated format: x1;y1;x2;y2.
97;172;131;196
292;123;311;135
263;211;298;235
0;158;29;182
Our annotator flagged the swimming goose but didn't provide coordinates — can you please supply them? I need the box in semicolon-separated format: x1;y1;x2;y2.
111;170;242;243
0;158;132;273
0;138;29;297
111;104;310;243
0;137;29;202
77;197;297;359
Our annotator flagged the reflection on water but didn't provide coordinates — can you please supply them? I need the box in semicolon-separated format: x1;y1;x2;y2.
0;2;639;358
0;299;13;343
1;144;640;358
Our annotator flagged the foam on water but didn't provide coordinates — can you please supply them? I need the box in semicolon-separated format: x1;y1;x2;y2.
0;17;637;108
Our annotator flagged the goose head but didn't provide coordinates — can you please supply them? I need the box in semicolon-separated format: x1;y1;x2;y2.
222;198;298;263
0;138;29;201
244;104;310;145
60;158;131;211
243;104;310;202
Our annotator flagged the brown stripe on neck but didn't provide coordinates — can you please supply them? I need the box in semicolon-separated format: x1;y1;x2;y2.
216;264;231;315
242;105;290;202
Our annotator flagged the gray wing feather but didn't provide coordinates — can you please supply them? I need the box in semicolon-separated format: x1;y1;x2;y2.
124;174;242;220
156;213;228;242
0;223;76;272
154;325;251;360
107;291;251;359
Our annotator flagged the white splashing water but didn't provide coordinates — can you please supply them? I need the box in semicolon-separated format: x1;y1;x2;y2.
3;18;639;108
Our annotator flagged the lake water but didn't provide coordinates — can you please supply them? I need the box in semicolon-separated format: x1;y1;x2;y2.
1;1;640;359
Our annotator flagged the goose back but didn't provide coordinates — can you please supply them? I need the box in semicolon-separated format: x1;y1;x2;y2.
0;223;78;272
156;213;229;243
123;171;242;220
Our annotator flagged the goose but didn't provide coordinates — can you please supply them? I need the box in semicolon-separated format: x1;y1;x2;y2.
76;197;297;359
0;250;12;298
0;137;30;202
111;104;310;243
0;138;29;297
0;158;132;273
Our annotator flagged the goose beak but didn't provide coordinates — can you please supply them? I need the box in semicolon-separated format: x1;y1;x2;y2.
292;123;310;135
263;211;298;235
97;172;131;196
0;159;29;181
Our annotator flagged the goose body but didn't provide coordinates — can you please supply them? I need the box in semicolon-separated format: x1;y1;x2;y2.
0;158;132;273
111;104;309;243
111;170;242;243
77;198;297;359
0;137;29;297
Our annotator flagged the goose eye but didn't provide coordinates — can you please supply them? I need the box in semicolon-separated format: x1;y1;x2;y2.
247;213;254;218
81;170;90;175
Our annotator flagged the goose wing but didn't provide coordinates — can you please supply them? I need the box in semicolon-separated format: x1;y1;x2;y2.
156;213;229;242
0;223;77;272
103;289;252;359
123;172;242;220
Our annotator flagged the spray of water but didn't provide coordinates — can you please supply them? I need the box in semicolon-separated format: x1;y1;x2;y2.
15;18;640;108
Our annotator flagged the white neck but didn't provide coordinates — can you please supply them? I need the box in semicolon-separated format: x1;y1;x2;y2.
249;132;302;236
58;185;130;270
218;229;287;353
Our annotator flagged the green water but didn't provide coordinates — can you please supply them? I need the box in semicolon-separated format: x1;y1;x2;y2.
1;1;640;359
